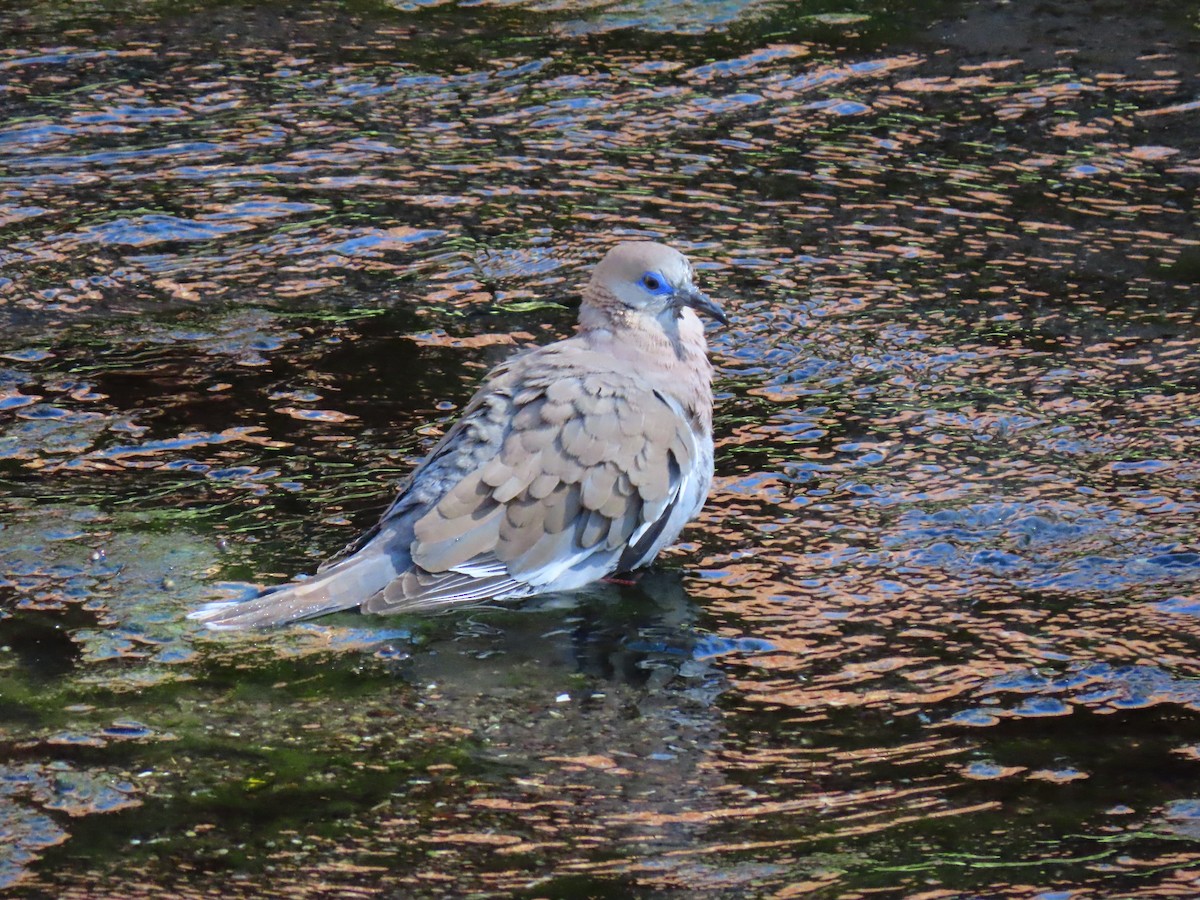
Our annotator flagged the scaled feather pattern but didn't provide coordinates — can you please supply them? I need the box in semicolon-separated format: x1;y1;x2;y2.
191;241;727;628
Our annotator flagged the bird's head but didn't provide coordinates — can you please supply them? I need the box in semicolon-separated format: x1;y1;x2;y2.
583;241;728;330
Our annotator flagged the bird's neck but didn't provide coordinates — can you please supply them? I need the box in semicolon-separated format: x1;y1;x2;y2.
577;296;714;433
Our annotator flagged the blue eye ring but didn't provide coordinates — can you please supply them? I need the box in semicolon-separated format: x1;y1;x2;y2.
639;271;670;295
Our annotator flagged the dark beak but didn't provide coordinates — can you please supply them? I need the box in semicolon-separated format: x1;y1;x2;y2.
675;287;729;326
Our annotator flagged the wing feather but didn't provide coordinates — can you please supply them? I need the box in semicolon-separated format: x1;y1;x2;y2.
398;358;696;608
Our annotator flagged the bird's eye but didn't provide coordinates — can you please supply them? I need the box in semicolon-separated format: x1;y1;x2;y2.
640;272;667;293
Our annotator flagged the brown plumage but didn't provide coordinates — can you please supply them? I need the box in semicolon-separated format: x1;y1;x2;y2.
190;240;727;629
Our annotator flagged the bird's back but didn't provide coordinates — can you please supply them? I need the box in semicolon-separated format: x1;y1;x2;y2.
368;331;713;612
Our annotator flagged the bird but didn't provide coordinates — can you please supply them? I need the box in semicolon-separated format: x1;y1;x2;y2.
190;240;727;629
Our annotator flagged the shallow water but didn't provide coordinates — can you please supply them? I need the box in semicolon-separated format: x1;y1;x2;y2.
2;0;1200;895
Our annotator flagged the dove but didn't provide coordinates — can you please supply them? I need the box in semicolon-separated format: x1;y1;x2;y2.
190;240;726;629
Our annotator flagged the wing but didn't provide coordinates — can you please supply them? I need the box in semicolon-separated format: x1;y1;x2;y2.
363;354;698;614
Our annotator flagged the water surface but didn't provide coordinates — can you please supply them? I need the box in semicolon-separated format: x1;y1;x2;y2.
1;0;1200;895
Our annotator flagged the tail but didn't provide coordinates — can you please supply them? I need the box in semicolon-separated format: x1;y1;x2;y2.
189;544;400;630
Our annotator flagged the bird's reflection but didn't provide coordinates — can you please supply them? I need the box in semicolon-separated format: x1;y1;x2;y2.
404;568;718;696
391;568;733;882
